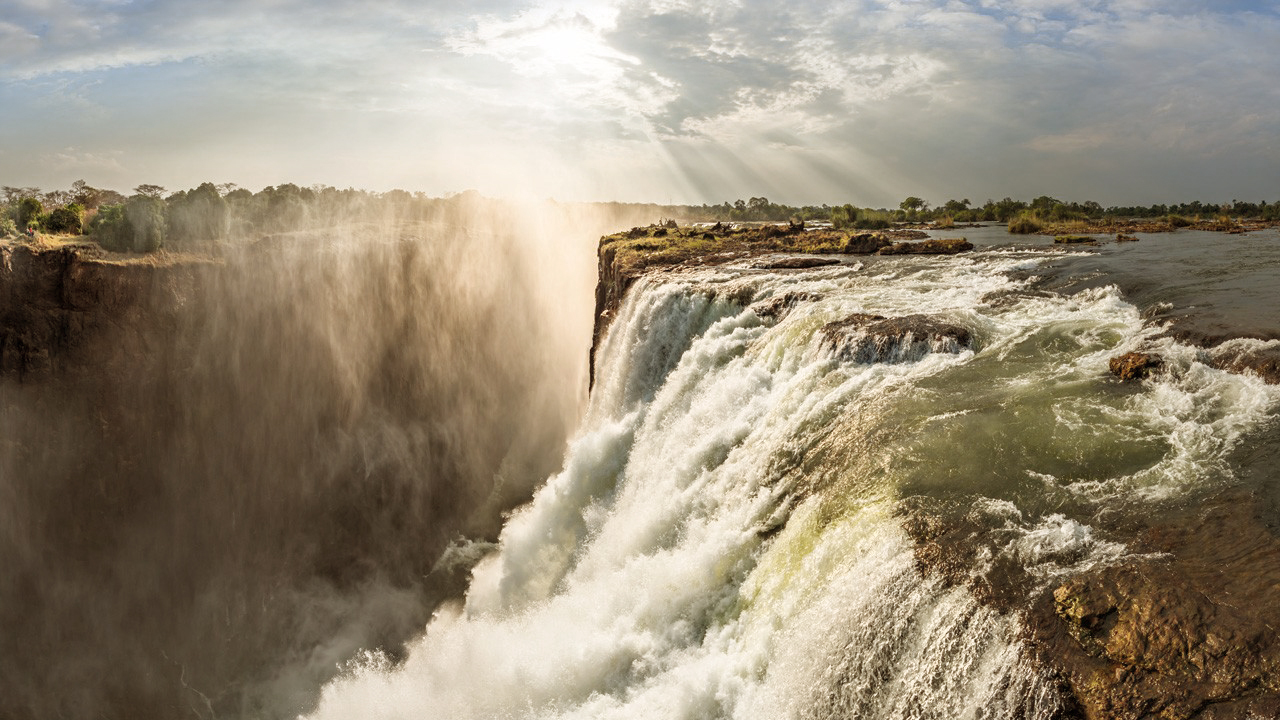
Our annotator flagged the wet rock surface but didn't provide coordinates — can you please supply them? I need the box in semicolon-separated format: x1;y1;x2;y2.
752;256;841;270
750;291;822;320
901;489;1280;720
819;313;972;363
1206;343;1280;385
1109;352;1164;381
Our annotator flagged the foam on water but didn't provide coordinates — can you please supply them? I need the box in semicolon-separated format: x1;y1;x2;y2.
307;249;1278;719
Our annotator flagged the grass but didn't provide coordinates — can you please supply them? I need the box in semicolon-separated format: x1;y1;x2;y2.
1007;212;1044;234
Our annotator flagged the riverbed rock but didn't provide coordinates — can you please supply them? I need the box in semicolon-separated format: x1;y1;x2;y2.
753;256;841;270
1207;343;1280;384
819;313;972;363
1116;233;1139;243
876;237;973;255
750;291;822;320
1055;235;1096;244
1109;352;1163;381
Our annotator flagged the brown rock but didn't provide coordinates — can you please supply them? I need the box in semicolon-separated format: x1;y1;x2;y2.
750;291;822;320
753;256;841;270
1109;352;1163;381
877;237;974;255
819;313;972;363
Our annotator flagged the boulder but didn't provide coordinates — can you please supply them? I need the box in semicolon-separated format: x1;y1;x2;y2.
819;313;972;363
1109;352;1163;381
750;291;822;320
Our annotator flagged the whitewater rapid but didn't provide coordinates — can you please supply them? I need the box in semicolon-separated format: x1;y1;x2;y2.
307;249;1278;719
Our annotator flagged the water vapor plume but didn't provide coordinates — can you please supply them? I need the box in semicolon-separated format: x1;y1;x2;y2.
0;194;648;718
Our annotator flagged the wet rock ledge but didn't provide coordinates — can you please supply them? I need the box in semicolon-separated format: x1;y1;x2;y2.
591;222;973;377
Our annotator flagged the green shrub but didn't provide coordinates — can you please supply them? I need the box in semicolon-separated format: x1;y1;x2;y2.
125;196;166;251
42;204;84;234
15;197;43;230
0;216;17;237
1007;212;1044;234
90;204;130;251
1165;214;1193;228
90;197;167;252
830;204;859;229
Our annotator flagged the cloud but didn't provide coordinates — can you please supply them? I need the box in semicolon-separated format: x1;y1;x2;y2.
1;0;1278;205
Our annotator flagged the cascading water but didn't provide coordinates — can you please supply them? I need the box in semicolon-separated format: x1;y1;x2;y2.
308;247;1278;719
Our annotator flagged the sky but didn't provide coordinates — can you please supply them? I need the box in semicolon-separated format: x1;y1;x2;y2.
1;0;1277;207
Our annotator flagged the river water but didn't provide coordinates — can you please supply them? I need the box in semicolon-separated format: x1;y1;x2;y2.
307;230;1280;719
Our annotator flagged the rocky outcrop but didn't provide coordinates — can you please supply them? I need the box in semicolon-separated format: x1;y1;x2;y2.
589;224;976;384
1109;352;1164;381
877;237;974;255
750;291;822;320
753;256;841;270
819;313;972;363
902;489;1280;720
1206;344;1280;384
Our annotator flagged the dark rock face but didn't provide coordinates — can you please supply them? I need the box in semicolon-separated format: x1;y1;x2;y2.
819;313;972;363
1109;352;1163;381
750;291;822;320
753;256;841;270
877;237;974;255
0;244;198;380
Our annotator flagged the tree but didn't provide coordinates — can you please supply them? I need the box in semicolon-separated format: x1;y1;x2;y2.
15;197;43;230
167;182;228;245
134;184;167;199
125;195;167;251
43;203;84;234
900;196;928;215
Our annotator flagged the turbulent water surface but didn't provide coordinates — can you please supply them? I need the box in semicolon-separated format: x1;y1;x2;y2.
307;232;1280;719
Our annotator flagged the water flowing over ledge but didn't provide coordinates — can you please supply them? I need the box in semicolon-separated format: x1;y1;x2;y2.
309;239;1280;719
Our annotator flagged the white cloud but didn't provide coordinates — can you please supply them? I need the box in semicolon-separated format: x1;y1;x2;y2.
0;0;1277;204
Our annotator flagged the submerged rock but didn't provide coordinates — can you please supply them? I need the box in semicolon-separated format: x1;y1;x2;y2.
1116;233;1139;243
1055;235;1097;244
750;291;822;320
819;313;972;363
1109;352;1163;381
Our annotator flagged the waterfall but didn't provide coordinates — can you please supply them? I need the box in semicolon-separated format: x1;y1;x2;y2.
309;250;1278;720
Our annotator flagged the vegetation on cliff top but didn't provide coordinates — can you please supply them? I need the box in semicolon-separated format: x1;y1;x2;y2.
4;180;1280;255
600;221;972;276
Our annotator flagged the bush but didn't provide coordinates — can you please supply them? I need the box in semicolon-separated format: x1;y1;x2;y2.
90;204;130;251
934;216;955;229
15;197;43;230
1165;214;1193;228
90;197;167;252
0;216;17;238
42;204;84;234
830;204;859;229
125;196;166;251
1008;212;1044;234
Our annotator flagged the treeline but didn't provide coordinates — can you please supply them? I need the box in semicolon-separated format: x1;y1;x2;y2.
5;182;1280;253
0;182;507;252
593;194;1280;227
